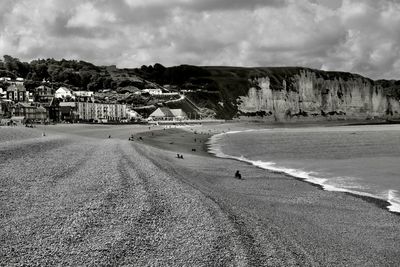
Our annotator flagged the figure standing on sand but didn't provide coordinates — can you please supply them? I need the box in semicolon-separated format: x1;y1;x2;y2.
176;154;184;159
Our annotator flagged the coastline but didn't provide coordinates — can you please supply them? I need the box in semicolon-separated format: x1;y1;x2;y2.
136;123;400;265
206;126;400;215
138;122;400;215
2;123;400;265
4;122;399;216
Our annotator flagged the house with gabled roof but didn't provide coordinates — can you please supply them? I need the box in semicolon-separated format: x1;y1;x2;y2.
55;87;74;100
148;107;174;120
148;107;187;121
34;85;54;103
6;83;27;102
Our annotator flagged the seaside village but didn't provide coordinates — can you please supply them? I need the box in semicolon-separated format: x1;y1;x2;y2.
0;77;189;125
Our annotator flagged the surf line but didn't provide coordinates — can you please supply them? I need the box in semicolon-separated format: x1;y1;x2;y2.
206;130;400;215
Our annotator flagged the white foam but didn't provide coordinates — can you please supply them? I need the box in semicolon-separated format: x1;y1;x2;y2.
387;190;400;213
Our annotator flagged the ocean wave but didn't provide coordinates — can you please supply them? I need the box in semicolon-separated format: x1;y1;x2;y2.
388;190;400;213
207;130;400;214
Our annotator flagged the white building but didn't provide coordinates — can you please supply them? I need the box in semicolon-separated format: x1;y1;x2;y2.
73;91;94;102
55;87;74;99
142;89;163;95
148;107;187;121
126;107;141;120
73;91;94;98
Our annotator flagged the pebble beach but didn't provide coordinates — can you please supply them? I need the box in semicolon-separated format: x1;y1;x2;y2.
1;123;400;266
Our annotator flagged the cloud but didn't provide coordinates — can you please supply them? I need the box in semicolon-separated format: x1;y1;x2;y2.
66;2;116;28
1;0;400;79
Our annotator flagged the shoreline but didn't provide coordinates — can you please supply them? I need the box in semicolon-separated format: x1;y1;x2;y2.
137;123;400;216
206;127;400;216
4;121;399;216
136;124;400;264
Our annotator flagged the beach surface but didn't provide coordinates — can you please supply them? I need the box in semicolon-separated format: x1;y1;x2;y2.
1;123;400;266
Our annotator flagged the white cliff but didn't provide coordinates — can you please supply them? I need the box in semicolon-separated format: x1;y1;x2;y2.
238;70;400;121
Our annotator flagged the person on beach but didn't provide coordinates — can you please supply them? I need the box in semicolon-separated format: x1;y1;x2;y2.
235;170;242;179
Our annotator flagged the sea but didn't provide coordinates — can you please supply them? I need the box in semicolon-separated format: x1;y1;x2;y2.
208;124;400;213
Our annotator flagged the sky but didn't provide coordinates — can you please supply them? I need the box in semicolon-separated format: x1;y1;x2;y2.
0;0;400;80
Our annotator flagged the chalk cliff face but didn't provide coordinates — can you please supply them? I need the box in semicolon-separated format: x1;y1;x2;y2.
238;70;400;121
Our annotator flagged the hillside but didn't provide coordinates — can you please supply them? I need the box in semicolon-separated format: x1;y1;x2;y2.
134;65;400;120
1;55;400;120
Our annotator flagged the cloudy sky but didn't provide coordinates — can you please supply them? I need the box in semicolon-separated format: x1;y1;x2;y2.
0;0;399;79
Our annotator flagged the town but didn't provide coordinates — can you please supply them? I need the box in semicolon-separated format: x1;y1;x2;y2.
0;77;193;125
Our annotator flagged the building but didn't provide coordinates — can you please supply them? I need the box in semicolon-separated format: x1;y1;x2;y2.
149;107;174;120
55;87;74;99
73;91;94;102
33;85;54;103
11;102;48;122
6;83;28;102
148;107;187;121
46;98;61;122
142;89;163;95
76;102;127;122
9;116;25;125
0;88;6;99
59;102;78;122
126;107;141;121
170;109;188;120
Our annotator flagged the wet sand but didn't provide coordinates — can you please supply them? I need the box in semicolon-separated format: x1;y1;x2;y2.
1;123;400;266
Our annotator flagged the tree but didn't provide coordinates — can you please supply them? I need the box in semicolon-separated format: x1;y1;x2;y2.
3;55;30;78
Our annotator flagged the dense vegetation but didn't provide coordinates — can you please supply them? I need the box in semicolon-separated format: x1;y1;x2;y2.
0;55;146;92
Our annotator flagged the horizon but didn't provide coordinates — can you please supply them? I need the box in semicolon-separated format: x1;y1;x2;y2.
1;0;400;80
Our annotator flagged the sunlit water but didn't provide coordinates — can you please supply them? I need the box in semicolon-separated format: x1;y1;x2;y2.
208;125;400;213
